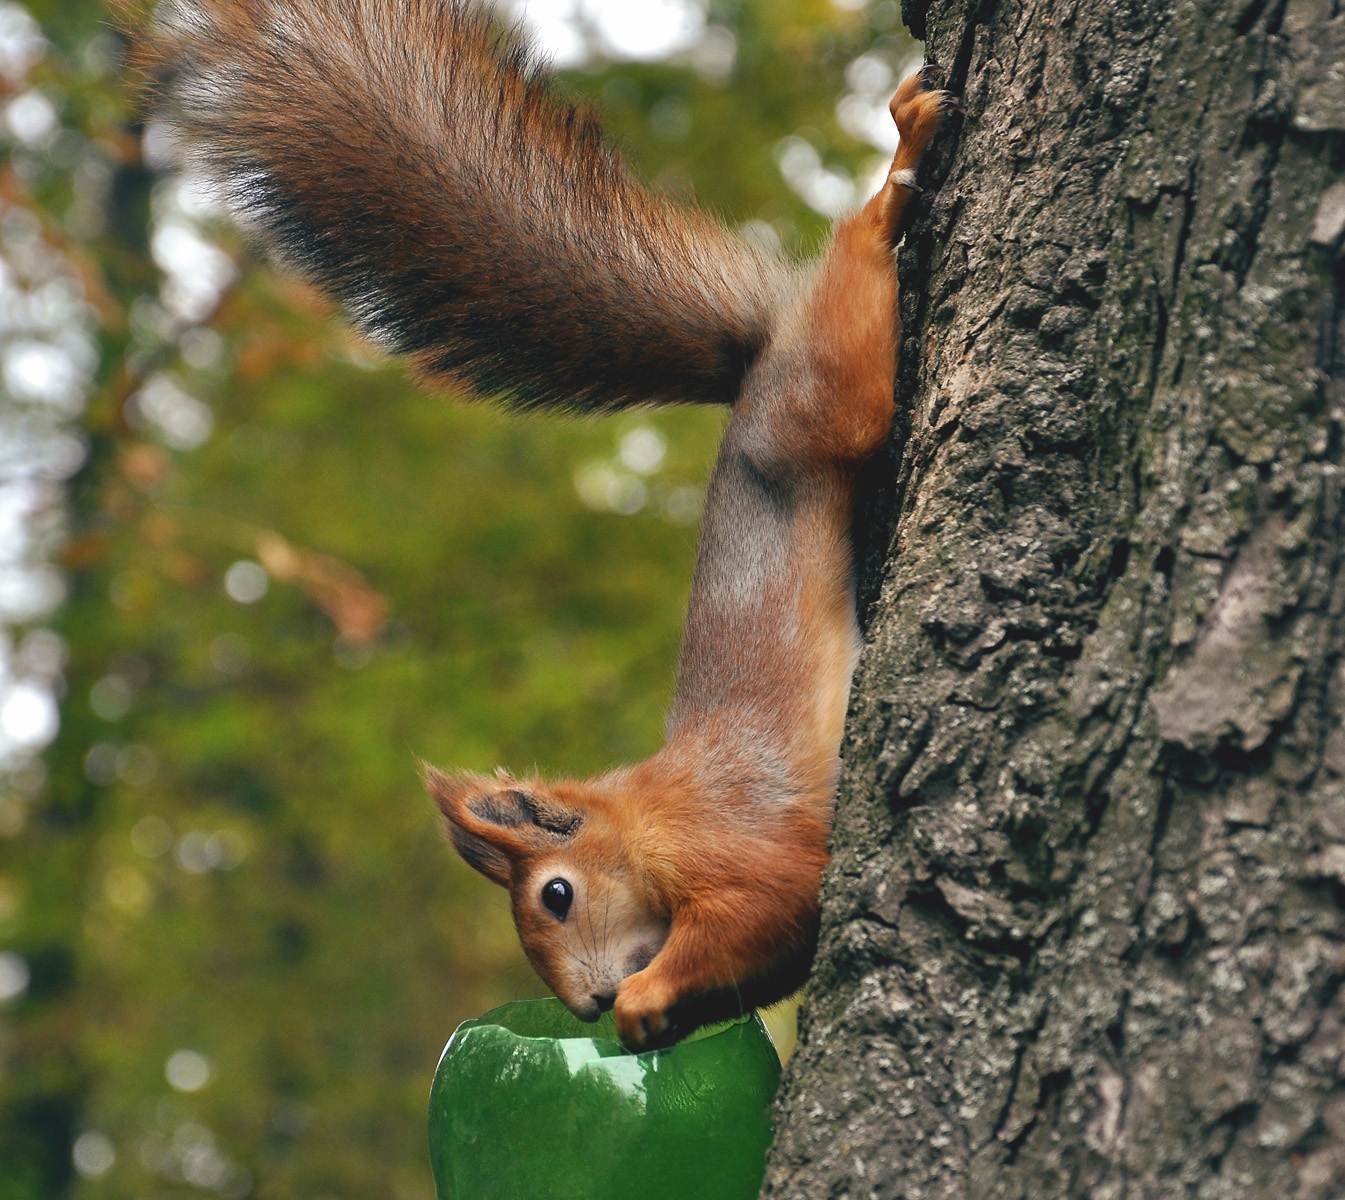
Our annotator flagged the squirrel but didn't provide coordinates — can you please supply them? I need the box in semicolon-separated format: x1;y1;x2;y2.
142;0;955;1049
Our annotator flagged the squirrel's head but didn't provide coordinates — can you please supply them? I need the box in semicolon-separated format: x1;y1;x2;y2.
422;764;670;1022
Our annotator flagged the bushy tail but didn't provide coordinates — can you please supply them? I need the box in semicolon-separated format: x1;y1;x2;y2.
141;0;789;412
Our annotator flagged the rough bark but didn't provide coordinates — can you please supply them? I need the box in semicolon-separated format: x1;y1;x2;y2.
765;1;1345;1197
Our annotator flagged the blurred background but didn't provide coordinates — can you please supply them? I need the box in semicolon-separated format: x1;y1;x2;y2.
0;1;917;1197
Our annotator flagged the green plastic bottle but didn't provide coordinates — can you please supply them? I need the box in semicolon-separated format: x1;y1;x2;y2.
428;999;781;1200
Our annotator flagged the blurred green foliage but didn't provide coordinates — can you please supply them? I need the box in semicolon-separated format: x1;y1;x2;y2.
0;2;915;1198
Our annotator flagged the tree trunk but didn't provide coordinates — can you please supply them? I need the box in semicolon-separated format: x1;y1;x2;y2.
765;0;1345;1196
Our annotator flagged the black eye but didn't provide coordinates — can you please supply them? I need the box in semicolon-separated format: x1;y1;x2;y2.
541;878;573;920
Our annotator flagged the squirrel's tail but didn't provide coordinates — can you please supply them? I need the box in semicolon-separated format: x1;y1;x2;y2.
142;0;789;412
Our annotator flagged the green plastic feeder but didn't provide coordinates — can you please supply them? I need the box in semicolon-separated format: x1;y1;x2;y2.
428;998;782;1200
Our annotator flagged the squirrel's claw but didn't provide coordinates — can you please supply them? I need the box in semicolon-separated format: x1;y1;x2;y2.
614;970;678;1050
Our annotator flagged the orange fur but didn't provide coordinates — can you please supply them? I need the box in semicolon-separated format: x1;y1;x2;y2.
146;0;956;1048
425;72;956;1049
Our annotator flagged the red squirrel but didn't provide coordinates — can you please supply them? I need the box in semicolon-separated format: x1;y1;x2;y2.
143;0;955;1049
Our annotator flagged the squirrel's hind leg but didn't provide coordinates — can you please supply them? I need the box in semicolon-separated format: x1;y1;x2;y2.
790;66;958;469
868;64;961;245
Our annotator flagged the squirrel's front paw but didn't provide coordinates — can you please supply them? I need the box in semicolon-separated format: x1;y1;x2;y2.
614;971;679;1050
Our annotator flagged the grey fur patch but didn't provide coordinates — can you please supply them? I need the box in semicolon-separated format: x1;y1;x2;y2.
468;790;584;836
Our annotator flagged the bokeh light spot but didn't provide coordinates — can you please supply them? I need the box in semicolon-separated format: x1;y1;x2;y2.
0;681;58;746
224;560;269;604
165;1049;212;1092
72;1131;116;1180
0;949;29;1001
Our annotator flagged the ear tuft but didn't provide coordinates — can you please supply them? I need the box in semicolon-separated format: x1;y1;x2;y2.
419;762;517;888
419;762;476;821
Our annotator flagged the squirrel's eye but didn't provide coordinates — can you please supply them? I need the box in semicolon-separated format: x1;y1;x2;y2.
541;878;573;920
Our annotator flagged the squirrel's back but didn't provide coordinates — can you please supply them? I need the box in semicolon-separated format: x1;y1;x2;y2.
143;0;791;411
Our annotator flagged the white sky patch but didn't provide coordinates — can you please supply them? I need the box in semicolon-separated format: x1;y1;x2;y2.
0;564;63;622
775;136;857;219
0;949;29;1001
145;173;235;323
592;0;703;60
0;14;83;784
5;89;56;147
0;679;58;747
0;565;63;623
837;54;900;154
0;475;70;621
0;4;44;86
0;480;37;564
128;373;214;451
509;0;706;67
690;24;736;83
3;339;90;414
152;218;237;323
0;420;85;481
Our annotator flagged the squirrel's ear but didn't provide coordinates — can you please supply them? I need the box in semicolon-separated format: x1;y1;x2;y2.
420;764;585;888
421;765;520;887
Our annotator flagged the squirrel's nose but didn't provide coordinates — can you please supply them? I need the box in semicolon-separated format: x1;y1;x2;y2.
591;992;616;1014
